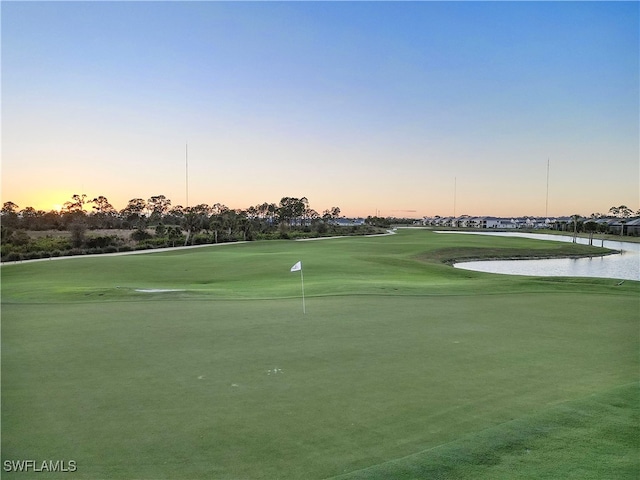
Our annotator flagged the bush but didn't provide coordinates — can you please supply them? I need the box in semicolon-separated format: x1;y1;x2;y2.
86;235;120;249
1;244;16;257
314;222;328;235
192;234;213;245
139;237;172;248
3;252;23;262
255;232;279;241
103;246;118;254
28;236;71;253
9;230;30;246
69;220;87;248
131;229;153;242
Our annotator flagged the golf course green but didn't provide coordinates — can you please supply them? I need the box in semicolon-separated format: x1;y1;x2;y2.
2;229;638;479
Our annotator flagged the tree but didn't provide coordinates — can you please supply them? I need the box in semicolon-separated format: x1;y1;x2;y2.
609;205;632;218
19;207;40;230
305;208;319;225
167;226;183;247
221;209;239;239
63;194;88;214
2;201;19;215
155;223;166;238
1;202;20;228
165;205;185;226
147;195;171;224
608;205;632;236
69;219;87;248
278;197;307;226
121;198;147;228
182;204;210;245
322;206;341;223
618;205;633;218
278;197;294;226
597;222;609;247
90;196;118;229
583;220;598;246
91;196;116;215
210;204;229;243
570;214;581;243
235;210;254;241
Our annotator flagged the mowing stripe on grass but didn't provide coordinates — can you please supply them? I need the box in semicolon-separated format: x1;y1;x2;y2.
328;383;639;480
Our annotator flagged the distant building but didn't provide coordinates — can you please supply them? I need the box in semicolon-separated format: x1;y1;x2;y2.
334;218;365;226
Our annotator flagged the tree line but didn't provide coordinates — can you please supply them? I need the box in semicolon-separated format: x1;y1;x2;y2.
0;195;386;261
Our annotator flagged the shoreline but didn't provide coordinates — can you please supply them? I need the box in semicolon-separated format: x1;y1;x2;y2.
442;251;619;266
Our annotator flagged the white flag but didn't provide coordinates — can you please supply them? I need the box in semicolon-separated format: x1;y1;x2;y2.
290;261;302;272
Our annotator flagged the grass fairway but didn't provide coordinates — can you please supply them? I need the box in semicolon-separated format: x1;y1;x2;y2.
2;229;638;479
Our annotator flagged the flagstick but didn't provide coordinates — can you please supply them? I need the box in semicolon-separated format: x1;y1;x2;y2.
300;269;306;314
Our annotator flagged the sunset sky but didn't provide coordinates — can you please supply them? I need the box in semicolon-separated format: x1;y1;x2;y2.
2;1;638;218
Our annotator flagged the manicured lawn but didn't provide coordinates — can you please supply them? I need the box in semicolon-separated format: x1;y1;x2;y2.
2;230;638;479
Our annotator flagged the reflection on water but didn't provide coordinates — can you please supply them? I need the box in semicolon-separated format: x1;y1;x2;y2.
438;231;640;281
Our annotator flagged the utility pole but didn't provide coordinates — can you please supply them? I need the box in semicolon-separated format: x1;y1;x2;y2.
185;142;189;208
453;177;457;218
545;158;550;218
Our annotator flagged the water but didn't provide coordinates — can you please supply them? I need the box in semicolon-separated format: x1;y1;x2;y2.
437;231;640;281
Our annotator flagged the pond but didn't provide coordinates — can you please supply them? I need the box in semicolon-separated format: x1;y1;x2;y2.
437;231;640;281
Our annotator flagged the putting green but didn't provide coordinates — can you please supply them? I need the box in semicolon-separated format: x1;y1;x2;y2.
2;230;638;479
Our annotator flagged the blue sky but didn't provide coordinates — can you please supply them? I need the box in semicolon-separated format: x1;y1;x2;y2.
2;1;638;217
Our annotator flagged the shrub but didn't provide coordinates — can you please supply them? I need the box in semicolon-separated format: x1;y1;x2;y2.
69;220;87;248
29;236;71;252
1;245;15;257
131;229;152;242
10;230;30;246
3;252;23;262
255;232;279;241
155;223;167;237
86;235;120;249
137;238;172;249
192;234;213;245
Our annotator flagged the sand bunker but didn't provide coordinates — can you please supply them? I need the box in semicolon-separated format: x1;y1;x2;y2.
135;289;185;293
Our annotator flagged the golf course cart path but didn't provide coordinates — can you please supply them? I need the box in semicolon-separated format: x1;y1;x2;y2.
1;231;397;265
295;230;397;241
0;241;248;266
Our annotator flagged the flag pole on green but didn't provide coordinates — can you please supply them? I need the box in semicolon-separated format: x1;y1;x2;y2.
290;261;305;314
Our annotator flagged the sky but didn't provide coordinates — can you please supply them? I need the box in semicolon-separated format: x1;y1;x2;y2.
2;1;638;218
